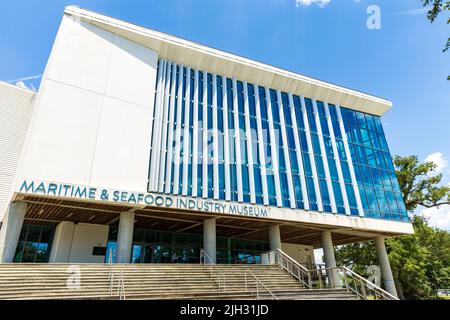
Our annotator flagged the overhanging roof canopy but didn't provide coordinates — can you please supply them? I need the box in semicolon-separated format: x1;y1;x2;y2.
64;5;392;116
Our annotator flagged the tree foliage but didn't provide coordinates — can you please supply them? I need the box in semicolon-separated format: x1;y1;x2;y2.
394;155;450;212
335;155;450;299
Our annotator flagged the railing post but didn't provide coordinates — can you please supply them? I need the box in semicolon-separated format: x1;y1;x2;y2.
343;272;349;292
360;279;367;299
307;272;312;289
318;270;322;289
245;271;248;292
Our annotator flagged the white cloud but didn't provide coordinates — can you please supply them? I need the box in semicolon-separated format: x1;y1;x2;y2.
421;205;450;231
397;7;431;16
296;0;331;8
425;152;448;174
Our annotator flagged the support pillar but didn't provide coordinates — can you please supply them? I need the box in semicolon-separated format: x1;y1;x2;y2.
0;201;27;263
116;211;135;263
203;218;216;263
268;225;282;250
375;236;398;298
321;230;339;288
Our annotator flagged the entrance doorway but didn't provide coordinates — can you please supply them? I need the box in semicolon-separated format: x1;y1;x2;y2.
105;227;269;264
131;244;177;263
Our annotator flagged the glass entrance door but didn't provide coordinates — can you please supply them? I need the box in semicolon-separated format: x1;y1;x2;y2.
143;245;153;263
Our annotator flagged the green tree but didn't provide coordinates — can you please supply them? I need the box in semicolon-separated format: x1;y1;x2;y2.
394;155;450;211
420;0;450;79
335;155;450;299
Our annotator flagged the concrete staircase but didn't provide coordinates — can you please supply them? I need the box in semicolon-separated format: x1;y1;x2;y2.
0;263;358;300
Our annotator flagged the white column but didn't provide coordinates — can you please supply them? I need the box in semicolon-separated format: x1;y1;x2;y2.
222;76;231;201
265;87;282;207
243;82;256;204
212;74;220;200
164;63;178;194
375;236;398;298
324;102;350;215
288;93;309;210
321;230;340;288
203;218;216;264
312;99;336;213
192;69;200;197
254;86;269;205
181;67;192;196
268;225;282;250
232;79;243;202
116;211;135;263
158;61;173;192
0;202;27;263
277;90;296;209
172;65;184;195
336;105;364;216
300;96;323;211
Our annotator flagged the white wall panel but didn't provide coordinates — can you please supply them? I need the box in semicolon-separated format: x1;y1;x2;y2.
0;84;35;221
17;81;103;186
89;97;155;191
45;15;115;95
15;15;158;195
49;222;108;263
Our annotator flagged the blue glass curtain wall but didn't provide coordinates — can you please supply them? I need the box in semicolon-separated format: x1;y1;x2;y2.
149;59;408;223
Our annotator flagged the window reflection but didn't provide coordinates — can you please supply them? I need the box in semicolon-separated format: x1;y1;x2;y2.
13;225;54;263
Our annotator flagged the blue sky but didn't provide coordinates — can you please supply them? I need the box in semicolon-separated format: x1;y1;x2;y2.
1;0;449;229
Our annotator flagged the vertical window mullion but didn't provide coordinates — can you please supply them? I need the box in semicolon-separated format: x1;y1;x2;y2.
325;102;351;215
233;78;244;202
255;86;269;205
301;96;323;211
243;82;256;204
212;74;220;200
158;61;173;193
181;67;191;196
172;65;184;195
336;105;364;216
202;71;209;198
313;99;336;213
288;93;309;210
191;69;199;197
266;87;282;207
277;90;296;209
222;76;231;201
164;63;178;194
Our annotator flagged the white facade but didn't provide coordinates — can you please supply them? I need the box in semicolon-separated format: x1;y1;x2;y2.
15;14;158;194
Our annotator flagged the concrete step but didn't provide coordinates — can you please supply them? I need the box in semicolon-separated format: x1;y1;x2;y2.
0;264;358;300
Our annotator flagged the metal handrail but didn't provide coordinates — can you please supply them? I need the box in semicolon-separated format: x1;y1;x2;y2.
107;248;126;300
267;249;312;288
340;266;398;300
117;270;126;300
264;249;398;300
108;247;113;295
306;265;398;300
244;269;278;300
200;249;226;291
